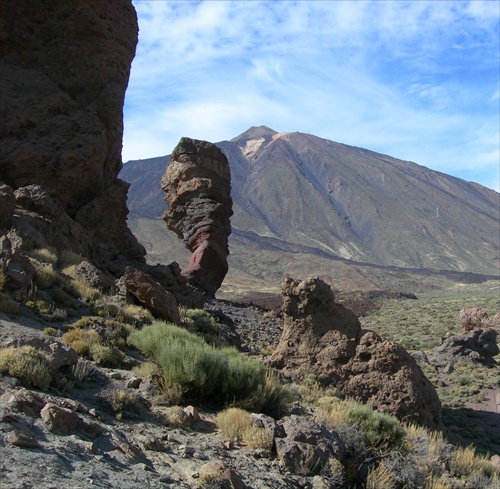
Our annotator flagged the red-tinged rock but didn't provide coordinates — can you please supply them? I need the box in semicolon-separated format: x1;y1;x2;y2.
161;138;233;295
40;403;79;435
6;430;40;448
122;266;180;323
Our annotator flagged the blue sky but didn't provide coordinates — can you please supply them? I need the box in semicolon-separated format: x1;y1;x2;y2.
123;0;500;191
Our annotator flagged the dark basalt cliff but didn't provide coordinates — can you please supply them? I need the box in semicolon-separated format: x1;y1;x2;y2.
0;0;145;273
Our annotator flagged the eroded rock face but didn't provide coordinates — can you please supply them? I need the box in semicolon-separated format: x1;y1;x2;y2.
0;0;145;270
161;137;233;295
269;277;442;430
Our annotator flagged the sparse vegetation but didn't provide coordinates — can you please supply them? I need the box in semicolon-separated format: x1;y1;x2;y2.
0;270;6;291
241;425;274;450
215;407;253;441
62;328;100;356
0;295;19;314
0;345;51;389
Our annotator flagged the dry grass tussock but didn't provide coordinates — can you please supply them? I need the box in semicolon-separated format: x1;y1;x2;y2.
0;345;51;390
215;407;253;441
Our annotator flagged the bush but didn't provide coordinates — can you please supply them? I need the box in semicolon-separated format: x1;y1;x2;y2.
216;407;253;441
89;343;123;368
29;248;58;265
33;263;60;289
43;327;58;337
0;296;19;314
0;346;51;389
119;304;154;325
128;321;291;414
242;425;274;450
0;270;6;291
62;328;100;356
345;404;406;451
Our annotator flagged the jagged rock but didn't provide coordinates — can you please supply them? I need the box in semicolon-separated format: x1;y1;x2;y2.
251;413;285;439
73;260;115;291
275;415;344;476
161;137;233;295
460;308;490;331
269;276;442;430
122;266;180;323
40;403;79;435
0;0;145;272
433;328;499;365
6;430;40;448
0;389;45;418
146;262;204;309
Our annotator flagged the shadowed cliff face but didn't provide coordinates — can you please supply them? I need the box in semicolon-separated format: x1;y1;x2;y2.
0;0;145;268
161;138;233;295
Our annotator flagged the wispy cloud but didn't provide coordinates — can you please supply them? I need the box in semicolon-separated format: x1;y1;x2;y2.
123;0;500;190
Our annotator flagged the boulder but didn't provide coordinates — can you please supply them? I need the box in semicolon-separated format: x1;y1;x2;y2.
122;266;180;323
161;137;233;295
275;415;344;475
41;403;79;435
433;328;499;365
269;276;442;430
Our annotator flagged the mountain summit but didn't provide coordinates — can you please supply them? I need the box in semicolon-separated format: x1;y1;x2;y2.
121;127;499;290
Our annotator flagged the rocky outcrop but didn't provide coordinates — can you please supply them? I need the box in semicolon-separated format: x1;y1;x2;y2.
269;277;442;430
122;266;181;324
460;308;500;332
433;328;499;366
0;0;145;275
275;415;344;475
161;137;233;295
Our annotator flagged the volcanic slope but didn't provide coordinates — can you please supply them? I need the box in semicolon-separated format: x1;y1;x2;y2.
121;126;499;295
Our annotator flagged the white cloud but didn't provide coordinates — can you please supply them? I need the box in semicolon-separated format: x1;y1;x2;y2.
123;0;500;190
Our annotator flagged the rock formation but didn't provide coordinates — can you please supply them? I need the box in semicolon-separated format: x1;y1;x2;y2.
161;137;233;295
433;328;499;366
0;0;145;279
269;277;442;430
460;307;500;332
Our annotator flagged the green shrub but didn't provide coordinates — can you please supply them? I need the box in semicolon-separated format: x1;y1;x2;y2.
346;404;406;451
89;343;123;368
128;321;290;414
26;299;52;314
43;327;58;337
0;346;51;389
72;317;94;329
129;321;227;397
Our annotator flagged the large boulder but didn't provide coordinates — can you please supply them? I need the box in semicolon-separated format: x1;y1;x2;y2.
275;415;344;476
269;277;442;430
433;328;499;365
0;0;145;271
122;266;180;324
161;138;233;296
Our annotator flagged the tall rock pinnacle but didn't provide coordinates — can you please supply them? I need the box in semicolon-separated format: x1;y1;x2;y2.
161;138;233;295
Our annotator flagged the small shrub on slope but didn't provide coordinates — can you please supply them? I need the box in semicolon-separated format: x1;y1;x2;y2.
0;346;51;389
216;407;253;441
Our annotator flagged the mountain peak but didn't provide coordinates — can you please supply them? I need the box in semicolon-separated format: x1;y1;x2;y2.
230;125;277;143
